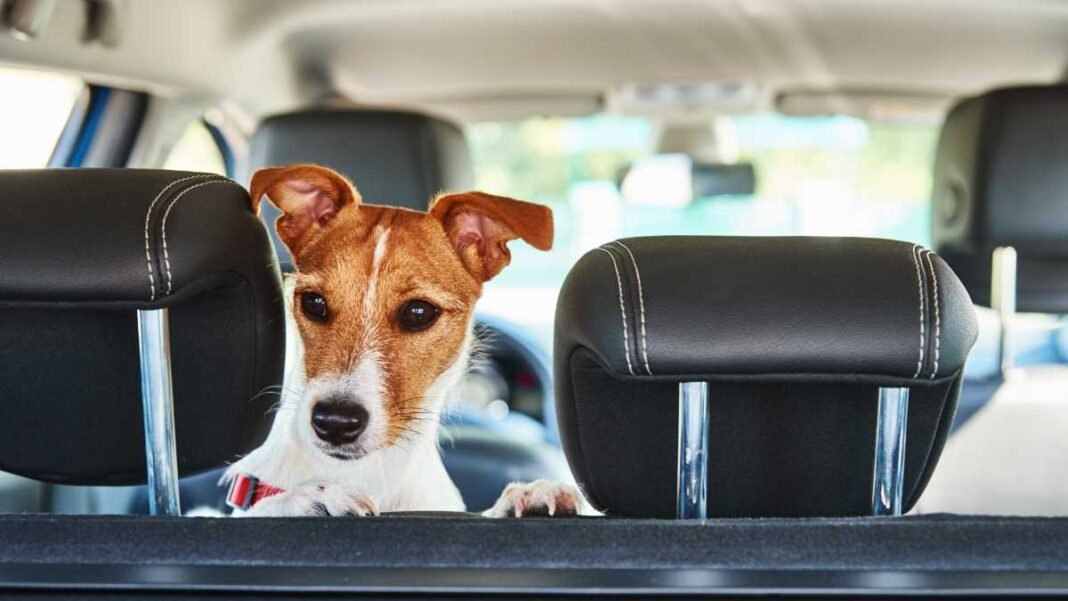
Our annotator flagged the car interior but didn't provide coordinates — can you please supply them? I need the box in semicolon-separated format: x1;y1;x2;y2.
1;0;1067;598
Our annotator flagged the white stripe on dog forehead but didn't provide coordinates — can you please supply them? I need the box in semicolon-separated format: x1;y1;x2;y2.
362;228;391;319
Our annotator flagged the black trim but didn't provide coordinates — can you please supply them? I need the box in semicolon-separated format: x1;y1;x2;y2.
3;563;1068;597
4;514;1068;597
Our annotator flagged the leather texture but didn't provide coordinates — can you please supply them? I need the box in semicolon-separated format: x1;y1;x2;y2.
556;237;975;383
247;109;473;269
555;236;977;518
0;169;285;484
0;169;276;305
932;85;1068;313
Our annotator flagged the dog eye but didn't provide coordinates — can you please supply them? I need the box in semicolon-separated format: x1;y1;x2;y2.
300;292;329;322
398;300;440;332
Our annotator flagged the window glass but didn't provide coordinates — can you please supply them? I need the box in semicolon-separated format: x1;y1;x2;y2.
467;114;940;346
0;67;83;168
163;120;227;176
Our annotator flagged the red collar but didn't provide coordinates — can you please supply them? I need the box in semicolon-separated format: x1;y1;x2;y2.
226;473;285;510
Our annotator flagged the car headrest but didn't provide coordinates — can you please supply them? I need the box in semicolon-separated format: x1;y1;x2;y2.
0;169;285;485
248;109;473;269
555;236;978;518
932;86;1068;313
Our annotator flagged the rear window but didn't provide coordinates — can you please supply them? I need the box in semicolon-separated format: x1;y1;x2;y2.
467;114;940;341
163;119;228;176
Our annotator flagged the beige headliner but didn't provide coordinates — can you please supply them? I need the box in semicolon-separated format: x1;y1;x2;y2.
2;0;1068;123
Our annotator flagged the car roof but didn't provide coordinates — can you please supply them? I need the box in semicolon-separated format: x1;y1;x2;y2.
2;0;1066;123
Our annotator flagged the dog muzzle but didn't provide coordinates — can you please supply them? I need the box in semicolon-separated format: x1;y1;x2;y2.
226;473;285;510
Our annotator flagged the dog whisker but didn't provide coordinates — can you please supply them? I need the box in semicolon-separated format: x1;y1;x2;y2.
249;384;304;405
265;403;298;416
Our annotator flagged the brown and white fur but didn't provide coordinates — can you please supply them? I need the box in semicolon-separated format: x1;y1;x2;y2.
217;164;584;518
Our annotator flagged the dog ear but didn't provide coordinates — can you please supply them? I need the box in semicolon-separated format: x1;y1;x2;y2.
430;191;553;281
248;164;361;256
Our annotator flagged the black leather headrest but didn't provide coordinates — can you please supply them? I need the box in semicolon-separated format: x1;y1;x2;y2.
0;169;285;484
555;237;978;518
932;86;1068;313
247;109;473;268
248;109;472;208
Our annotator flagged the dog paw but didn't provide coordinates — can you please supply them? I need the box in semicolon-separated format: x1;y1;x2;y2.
482;479;584;518
241;480;380;517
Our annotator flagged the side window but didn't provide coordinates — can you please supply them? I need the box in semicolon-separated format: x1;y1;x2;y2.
0;66;83;168
163;120;228;176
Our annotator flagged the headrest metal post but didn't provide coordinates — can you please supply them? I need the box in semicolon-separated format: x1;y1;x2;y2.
137;309;181;516
871;387;909;516
991;246;1017;378
676;381;709;519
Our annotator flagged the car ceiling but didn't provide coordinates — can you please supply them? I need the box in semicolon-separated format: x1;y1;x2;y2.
2;0;1068;124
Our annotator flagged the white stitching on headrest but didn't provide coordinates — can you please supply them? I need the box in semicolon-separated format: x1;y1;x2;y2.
910;245;926;379
611;241;651;376
143;175;217;301
160;179;238;295
924;250;941;379
597;246;635;376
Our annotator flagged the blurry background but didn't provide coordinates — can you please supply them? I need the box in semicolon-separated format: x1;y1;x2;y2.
468;113;935;344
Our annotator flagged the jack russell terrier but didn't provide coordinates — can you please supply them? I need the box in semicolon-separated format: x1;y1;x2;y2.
214;164;585;518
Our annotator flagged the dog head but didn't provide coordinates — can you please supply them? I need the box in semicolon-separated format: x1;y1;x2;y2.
249;164;553;461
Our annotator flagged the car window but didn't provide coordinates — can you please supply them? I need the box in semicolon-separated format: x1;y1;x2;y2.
163;120;227;176
468;114;940;345
0;66;83;169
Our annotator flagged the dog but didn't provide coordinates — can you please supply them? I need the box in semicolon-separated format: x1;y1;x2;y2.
216;164;585;518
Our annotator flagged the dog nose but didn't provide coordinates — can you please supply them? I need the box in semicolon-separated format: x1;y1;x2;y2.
311;401;369;446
